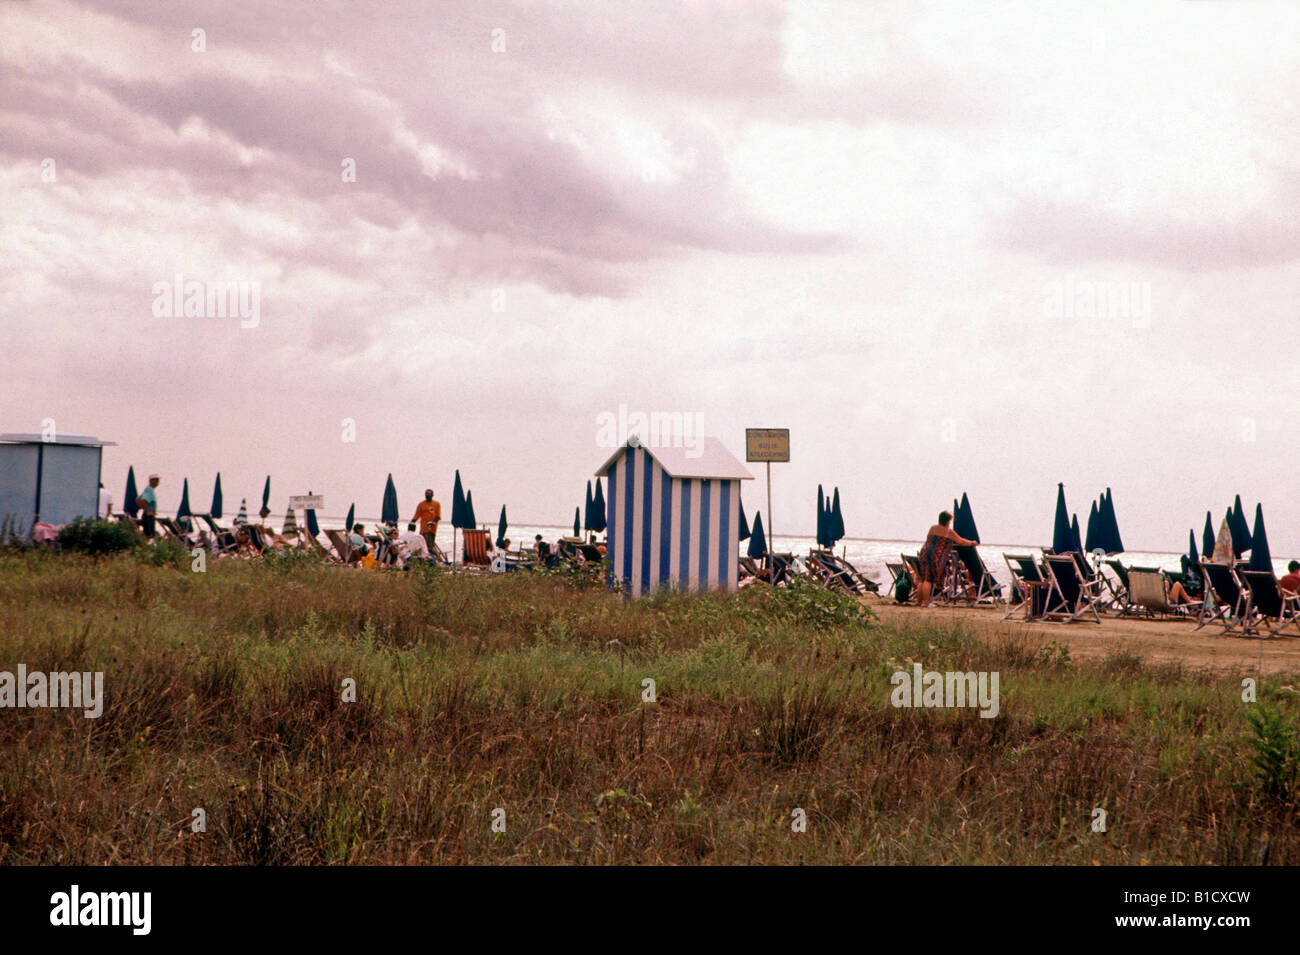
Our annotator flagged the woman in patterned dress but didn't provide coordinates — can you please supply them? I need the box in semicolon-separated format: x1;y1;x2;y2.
916;511;978;607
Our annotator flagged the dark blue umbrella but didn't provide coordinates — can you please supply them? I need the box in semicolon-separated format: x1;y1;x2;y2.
345;503;355;531
1202;511;1216;562
816;485;827;547
305;490;319;537
1052;483;1074;553
738;497;751;540
584;481;595;532
1187;529;1199;569
747;511;767;559
1248;504;1273;572
177;478;193;529
464;490;477;528
1230;496;1251;556
1101;488;1124;554
123;467;139;518
955;492;980;544
830;488;845;542
1084;501;1100;553
261;476;271;513
210;473;223;519
1071;513;1083;554
591;479;607;533
451;471;468;529
497;506;508;549
381;474;399;526
573;506;581;538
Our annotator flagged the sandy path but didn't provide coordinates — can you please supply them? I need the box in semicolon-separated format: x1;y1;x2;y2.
867;599;1300;676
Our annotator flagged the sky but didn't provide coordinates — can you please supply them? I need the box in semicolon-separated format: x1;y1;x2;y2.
2;0;1298;554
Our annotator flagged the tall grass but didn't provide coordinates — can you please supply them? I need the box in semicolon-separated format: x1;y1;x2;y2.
0;551;1295;864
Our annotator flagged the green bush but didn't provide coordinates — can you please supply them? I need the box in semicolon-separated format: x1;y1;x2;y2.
136;537;191;570
56;517;141;556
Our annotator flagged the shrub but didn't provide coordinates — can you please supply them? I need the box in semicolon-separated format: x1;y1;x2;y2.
56;517;141;556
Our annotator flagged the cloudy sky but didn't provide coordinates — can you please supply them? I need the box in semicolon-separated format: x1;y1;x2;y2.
3;0;1298;553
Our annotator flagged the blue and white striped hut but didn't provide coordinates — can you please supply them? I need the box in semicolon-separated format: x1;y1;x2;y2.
596;436;753;596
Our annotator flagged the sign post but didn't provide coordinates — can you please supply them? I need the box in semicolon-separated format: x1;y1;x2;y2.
288;494;325;513
745;429;790;580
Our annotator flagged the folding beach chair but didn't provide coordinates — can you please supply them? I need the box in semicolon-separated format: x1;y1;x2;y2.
1126;569;1193;619
463;529;492;567
830;553;880;594
1238;571;1300;638
1041;553;1103;623
950;545;1003;605
1197;562;1247;634
1002;554;1049;620
807;549;865;595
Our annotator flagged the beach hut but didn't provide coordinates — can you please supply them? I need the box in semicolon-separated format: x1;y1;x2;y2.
0;432;116;528
595;436;753;596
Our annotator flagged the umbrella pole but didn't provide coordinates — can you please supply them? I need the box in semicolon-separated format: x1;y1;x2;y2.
766;462;773;583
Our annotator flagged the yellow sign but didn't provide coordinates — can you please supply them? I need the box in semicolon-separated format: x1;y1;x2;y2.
745;428;790;463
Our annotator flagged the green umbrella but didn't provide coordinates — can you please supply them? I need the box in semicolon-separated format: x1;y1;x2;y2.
176;478;193;530
573;506;581;538
261;476;271;512
738;497;751;540
1248;504;1273;572
747;512;767;559
1051;483;1073;553
345;503;355;531
123;467;139;518
210;473;223;519
584;481;595;532
497;506;508;549
451;471;468;529
381;474;399;526
591;479;607;533
830;487;845;541
464;490;476;528
235;499;248;525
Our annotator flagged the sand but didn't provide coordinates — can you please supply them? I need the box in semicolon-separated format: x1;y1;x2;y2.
867;599;1300;676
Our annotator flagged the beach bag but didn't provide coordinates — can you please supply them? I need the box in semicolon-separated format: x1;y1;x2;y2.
361;554;379;570
894;574;912;603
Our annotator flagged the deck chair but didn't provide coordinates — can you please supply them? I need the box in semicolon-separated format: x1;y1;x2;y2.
769;553;797;585
1041;553;1103;623
1126;569;1193;619
463;529;491;567
1197;562;1247;633
807;550;864;595
1002;554;1049;620
1238;571;1300;637
951;545;1003;604
831;553;880;594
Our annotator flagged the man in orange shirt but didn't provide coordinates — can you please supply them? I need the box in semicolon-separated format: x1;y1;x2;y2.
411;489;442;555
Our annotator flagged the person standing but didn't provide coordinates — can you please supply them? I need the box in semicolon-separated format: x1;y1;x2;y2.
97;483;113;519
137;474;160;538
411;488;442;554
916;510;976;607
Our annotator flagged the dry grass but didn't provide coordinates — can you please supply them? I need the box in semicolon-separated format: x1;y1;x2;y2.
0;549;1297;865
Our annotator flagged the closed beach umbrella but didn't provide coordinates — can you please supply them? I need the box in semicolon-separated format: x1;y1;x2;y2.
584;481;595;532
464;490;477;528
1230;495;1251;556
177;478;193;529
497;506;508;548
345;503;355;531
591;479;607;534
381;474;399;526
1084;501;1100;553
261;476;271;513
306;496;320;537
210;473;223;519
123;467;139;518
1248;504;1273;572
1052;483;1073;554
282;507;298;538
747;511;767;559
1212;515;1234;563
738;497;751;540
573;506;580;538
1071;513;1083;554
1187;529;1200;569
831;488;845;542
815;486;828;547
235;498;248;525
1101;488;1124;554
451;471;467;529
956;492;980;544
1202;511;1216;562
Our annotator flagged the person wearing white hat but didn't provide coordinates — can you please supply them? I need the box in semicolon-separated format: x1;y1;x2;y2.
137;474;161;537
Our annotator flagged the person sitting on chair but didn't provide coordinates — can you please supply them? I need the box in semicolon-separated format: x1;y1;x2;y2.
1280;561;1300;594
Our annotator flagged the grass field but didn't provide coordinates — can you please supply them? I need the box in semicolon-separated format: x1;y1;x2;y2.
1;549;1297;864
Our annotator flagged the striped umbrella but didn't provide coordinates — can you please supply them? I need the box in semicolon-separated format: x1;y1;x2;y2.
282;507;298;538
123;467;139;518
210;473;223;519
591;479;607;533
177;478;193;530
1212;515;1234;563
235;499;248;525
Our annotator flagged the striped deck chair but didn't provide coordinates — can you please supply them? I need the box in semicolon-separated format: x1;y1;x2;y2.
1197;562;1247;633
1042;554;1103;623
1002;554;1047;620
1126;569;1193;619
463;529;491;567
1238;571;1300;638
